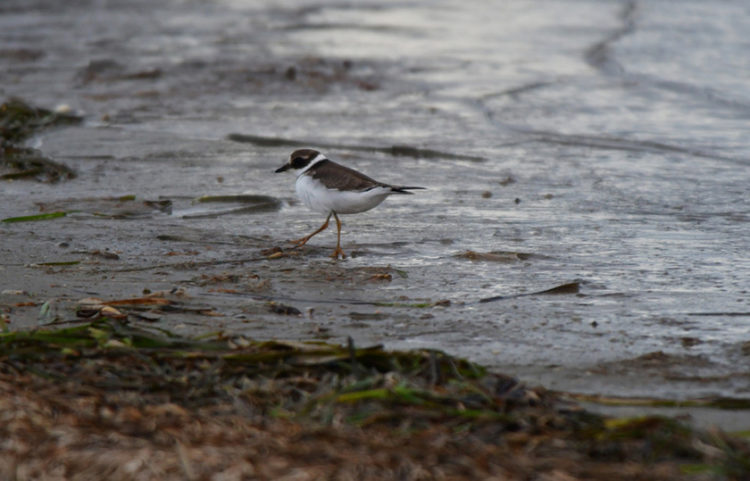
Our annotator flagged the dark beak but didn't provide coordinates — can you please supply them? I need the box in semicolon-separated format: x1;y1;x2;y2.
275;164;290;173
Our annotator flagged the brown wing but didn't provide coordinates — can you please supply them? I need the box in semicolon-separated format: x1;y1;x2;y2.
307;160;386;191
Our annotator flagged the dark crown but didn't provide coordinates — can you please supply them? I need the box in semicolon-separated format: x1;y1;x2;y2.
289;149;320;169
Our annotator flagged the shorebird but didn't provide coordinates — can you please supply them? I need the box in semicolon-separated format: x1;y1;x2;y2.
275;148;424;259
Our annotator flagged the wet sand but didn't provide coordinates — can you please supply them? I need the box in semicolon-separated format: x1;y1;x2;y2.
2;0;750;430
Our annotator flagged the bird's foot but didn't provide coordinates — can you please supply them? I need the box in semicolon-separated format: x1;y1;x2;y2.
288;236;311;248
330;246;347;260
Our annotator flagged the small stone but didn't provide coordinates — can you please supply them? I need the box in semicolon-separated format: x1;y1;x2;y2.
268;302;301;316
1;290;28;296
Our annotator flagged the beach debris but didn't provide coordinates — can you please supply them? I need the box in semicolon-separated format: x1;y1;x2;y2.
0;319;747;479
2;211;66;223
456;250;533;262
268;302;302;316
227;133;485;162
183;194;281;218
480;281;581;303
35;195;172;218
0;98;81;182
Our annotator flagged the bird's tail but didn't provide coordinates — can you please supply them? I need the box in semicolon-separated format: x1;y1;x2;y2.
390;186;426;195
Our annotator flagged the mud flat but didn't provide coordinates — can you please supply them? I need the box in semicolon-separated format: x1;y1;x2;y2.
2;0;750;468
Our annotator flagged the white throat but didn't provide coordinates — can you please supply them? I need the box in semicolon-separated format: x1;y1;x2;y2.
296;153;328;177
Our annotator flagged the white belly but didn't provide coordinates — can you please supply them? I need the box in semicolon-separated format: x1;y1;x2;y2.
295;175;391;214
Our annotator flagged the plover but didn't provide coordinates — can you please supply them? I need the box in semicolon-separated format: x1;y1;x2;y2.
275;148;424;259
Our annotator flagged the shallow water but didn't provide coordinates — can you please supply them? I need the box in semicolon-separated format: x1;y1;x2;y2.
1;0;749;421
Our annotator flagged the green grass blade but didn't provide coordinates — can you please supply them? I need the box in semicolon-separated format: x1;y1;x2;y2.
2;211;67;223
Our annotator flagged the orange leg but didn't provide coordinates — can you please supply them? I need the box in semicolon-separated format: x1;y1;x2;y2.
330;212;347;259
290;213;331;248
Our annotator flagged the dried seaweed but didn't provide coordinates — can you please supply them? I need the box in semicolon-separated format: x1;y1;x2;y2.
0;98;81;143
1;211;67;223
0;98;81;183
1;319;748;480
227;133;486;162
480;281;581;303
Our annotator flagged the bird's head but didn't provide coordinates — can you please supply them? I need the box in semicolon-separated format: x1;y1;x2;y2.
275;149;323;173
